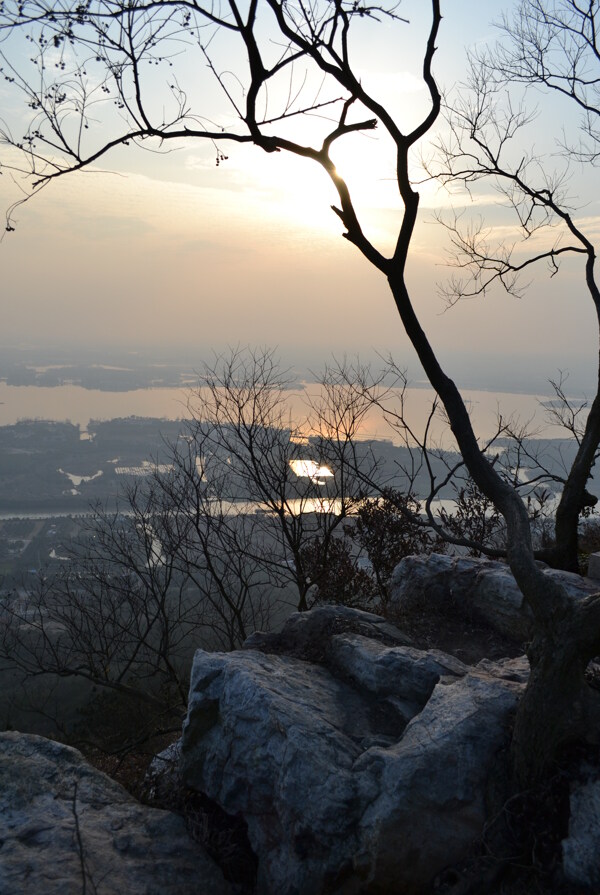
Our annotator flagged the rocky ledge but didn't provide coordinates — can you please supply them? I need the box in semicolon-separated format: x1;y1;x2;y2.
389;552;598;641
0;731;232;895
6;560;600;894
176;605;528;894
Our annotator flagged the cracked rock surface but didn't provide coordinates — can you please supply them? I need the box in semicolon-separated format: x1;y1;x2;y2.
181;606;526;894
0;731;232;895
390;553;598;641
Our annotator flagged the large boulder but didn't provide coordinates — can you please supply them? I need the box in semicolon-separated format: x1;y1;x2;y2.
182;649;383;895
180;607;526;894
389;553;598;641
0;731;232;895
353;668;522;892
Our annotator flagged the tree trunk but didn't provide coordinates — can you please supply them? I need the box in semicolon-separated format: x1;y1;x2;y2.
510;591;600;785
511;632;588;785
386;273;600;785
539;363;600;574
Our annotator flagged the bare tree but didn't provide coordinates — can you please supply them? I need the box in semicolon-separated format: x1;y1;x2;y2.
424;0;600;779
333;356;564;563
0;347;380;740
2;0;600;784
494;0;600;162
349;489;446;604
180;348;378;611
428;3;600;576
0;538;192;747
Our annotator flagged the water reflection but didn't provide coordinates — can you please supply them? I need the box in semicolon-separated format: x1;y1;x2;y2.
58;469;103;487
0;381;567;444
289;459;334;484
0;497;344;521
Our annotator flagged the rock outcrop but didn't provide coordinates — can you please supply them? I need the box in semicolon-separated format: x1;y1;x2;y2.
8;592;600;895
389;552;598;640
0;731;232;895
243;602;413;659
179;606;527;894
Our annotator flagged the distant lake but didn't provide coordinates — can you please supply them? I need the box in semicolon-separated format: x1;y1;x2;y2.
0;381;578;443
0;382;192;429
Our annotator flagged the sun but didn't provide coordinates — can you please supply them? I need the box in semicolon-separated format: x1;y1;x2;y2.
329;130;396;210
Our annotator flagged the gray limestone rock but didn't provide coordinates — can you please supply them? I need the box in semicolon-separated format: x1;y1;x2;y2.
144;739;183;806
181;648;391;895
181;631;524;895
330;631;468;721
389;553;598;641
586;551;600;581
354;669;522;893
243;603;411;661
0;731;232;895
475;654;530;683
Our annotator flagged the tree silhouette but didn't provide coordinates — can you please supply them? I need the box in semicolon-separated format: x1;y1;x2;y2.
2;0;600;784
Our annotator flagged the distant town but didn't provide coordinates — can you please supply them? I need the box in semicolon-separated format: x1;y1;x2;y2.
0;416;412;582
0;346;591;592
0;417;185;583
0;344;205;392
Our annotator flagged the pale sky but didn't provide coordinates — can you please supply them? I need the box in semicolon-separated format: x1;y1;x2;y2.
1;0;599;393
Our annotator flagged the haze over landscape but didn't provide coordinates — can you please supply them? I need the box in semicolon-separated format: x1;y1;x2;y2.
0;0;598;401
3;2;600;892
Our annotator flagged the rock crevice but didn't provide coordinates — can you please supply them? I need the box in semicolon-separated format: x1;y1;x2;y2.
180;605;527;894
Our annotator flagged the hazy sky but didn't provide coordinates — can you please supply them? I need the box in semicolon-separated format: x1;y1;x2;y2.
1;0;599;393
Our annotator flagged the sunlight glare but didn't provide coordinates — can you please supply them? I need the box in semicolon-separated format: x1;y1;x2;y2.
289;459;334;483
